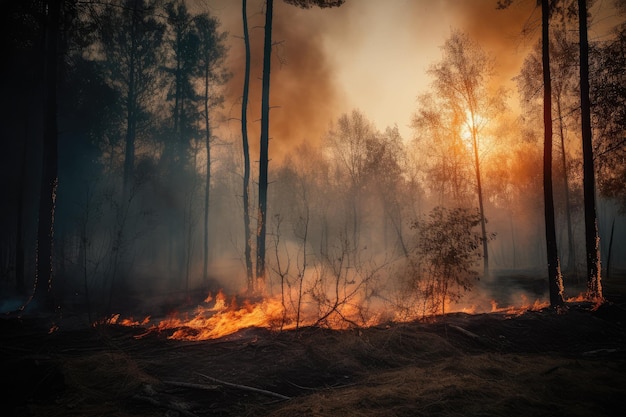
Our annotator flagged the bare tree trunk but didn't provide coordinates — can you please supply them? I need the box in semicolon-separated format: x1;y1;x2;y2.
203;62;211;285
471;126;489;277
605;217;615;282
542;0;564;307
578;0;602;300
509;210;517;268
242;0;254;293
16;122;28;295
123;0;138;194
33;0;61;311
556;96;575;273
256;0;273;287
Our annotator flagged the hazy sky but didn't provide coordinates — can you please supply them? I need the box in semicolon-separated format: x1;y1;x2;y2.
319;0;536;139
196;0;623;157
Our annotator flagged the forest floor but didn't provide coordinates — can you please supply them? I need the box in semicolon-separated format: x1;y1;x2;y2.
2;281;626;417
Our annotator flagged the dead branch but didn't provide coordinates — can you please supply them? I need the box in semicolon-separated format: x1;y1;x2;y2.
285;380;318;391
582;348;619;357
163;380;220;391
196;372;291;400
449;325;481;340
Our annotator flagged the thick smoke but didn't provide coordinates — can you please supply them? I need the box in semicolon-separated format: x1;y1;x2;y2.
219;0;346;162
450;0;539;85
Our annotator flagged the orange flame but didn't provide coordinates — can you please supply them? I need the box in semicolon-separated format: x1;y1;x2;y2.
489;294;549;316
157;296;287;341
99;313;151;327
107;288;603;341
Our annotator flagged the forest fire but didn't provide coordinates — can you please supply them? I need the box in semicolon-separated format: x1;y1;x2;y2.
104;288;587;341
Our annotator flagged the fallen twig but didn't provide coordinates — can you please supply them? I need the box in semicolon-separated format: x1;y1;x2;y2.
196;372;291;400
582;348;619;357
285;380;318;391
163;380;220;391
449;325;481;340
285;379;357;392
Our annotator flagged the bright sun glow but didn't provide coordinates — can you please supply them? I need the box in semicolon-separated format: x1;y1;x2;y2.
460;110;487;145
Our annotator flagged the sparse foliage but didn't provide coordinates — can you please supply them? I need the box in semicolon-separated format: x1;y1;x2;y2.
409;207;488;315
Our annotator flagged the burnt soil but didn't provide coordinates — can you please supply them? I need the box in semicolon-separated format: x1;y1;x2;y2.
2;300;626;417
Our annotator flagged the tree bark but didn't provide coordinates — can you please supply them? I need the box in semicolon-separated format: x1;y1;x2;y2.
556;95;575;273
242;0;254;293
123;0;139;194
469;116;489;277
16;122;28;295
256;0;273;287
542;0;564;307
203;59;211;285
33;0;61;311
578;0;602;300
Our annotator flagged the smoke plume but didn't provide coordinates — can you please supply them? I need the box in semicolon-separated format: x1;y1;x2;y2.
220;0;346;162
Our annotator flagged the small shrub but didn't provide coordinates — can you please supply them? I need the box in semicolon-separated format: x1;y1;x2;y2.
409;206;487;315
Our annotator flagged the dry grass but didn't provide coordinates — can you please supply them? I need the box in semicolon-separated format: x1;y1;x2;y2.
266;353;625;417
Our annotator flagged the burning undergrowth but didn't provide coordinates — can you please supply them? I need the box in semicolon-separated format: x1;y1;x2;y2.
100;284;594;343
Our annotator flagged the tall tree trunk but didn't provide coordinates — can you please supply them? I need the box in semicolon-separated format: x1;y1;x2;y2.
605;217;615;282
542;0;565;307
556;96;575;272
578;0;602;300
470;122;489;276
172;17;182;161
203;63;211;285
33;0;61;311
242;0;254;293
16;121;28;295
509;210;517;268
256;0;273;287
123;0;138;194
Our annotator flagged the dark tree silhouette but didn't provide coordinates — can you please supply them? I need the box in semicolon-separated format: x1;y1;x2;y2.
578;0;602;300
256;0;274;287
164;0;200;166
163;0;204;288
241;0;254;293
591;22;626;209
97;0;164;193
541;0;565;307
33;0;61;311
